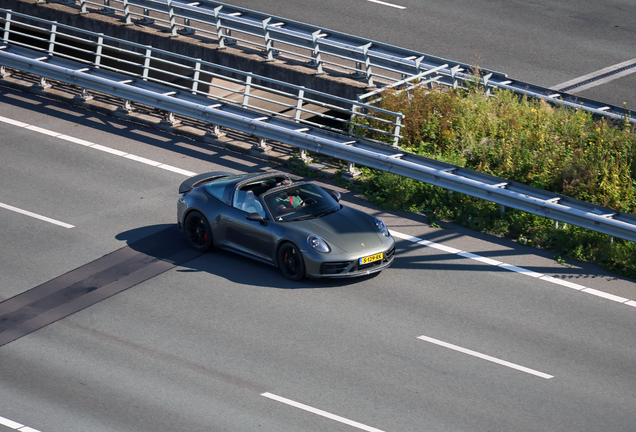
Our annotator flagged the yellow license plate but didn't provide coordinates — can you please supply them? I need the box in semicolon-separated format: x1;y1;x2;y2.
359;252;383;265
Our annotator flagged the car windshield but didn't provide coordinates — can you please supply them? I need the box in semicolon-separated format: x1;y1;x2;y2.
263;183;340;222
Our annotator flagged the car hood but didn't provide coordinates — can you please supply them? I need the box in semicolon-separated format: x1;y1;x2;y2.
292;207;384;254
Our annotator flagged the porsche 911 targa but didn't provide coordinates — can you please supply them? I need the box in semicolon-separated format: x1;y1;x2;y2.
177;171;395;280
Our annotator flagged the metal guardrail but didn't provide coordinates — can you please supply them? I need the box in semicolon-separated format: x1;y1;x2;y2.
0;8;404;146
40;0;636;125
2;43;636;242
68;0;501;86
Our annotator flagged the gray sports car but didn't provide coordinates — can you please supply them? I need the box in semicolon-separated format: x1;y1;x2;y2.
177;171;395;280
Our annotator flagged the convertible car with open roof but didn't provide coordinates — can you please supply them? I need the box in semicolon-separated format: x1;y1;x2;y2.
177;171;395;280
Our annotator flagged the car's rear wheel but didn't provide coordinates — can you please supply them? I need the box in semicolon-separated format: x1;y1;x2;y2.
278;243;305;281
184;211;213;252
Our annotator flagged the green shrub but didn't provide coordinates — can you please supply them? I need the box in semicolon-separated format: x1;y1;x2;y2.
352;86;636;279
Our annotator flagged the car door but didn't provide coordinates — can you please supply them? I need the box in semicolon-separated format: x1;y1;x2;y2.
222;195;276;263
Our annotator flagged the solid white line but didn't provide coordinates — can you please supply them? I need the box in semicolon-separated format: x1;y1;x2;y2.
0;415;24;429
497;263;543;278
124;154;162;166
158;164;198;176
538;275;584;290
57;134;95;146
365;0;406;9
25;125;61;137
261;393;386;432
0;115;29;127
90;144;128;156
391;230;635;308
18;427;42;432
551;58;636;91
0;202;75;228
581;288;629;303
418;335;554;379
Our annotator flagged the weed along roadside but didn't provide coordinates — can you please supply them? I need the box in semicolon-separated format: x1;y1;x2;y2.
347;85;636;279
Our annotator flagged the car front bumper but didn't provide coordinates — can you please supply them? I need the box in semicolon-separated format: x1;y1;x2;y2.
302;236;396;278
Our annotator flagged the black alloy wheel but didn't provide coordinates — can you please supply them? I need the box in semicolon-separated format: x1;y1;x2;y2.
277;243;305;281
184;211;213;252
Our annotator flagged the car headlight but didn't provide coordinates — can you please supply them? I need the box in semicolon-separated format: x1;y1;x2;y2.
375;218;390;237
307;235;331;253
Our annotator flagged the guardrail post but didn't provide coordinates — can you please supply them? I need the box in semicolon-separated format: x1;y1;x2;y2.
342;161;361;180
0;66;11;79
294;87;305;122
252;137;272;154
392;115;402;148
3;11;11;43
191;60;201;94
161;111;181;127
137;8;155;24
553;220;567;229
362;43;374;88
348;95;361;136
262;18;278;61
99;0;115;15
351;62;365;79
213;6;236;48
117;99;134;114
94;35;104;69
142;47;152;81
36;76;52;91
450;65;460;89
308;30;324;74
294;88;309;162
242;75;252;107
74;87;93;102
48;23;57;56
122;0;132;26
205;124;226;140
167;0;178;37
79;0;89;15
483;73;492;96
178;18;195;36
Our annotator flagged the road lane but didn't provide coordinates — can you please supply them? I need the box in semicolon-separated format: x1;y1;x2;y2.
3;239;634;432
1;92;635;431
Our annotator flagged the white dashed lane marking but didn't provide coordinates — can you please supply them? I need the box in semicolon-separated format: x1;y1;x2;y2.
0;415;42;432
0;202;75;228
365;0;406;9
417;335;554;379
262;393;386;432
1;114;634;309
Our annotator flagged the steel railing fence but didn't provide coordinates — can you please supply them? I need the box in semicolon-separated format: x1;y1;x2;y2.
2;41;636;243
37;0;636;125
1;9;405;146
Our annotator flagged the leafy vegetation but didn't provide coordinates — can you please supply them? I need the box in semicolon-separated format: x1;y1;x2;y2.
350;84;636;279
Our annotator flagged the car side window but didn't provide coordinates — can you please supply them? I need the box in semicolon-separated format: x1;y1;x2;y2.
233;188;267;218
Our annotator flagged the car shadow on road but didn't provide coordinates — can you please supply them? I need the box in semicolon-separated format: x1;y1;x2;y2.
116;224;382;290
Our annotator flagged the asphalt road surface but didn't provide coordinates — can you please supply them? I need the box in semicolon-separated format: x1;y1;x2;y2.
1;80;636;431
218;0;636;111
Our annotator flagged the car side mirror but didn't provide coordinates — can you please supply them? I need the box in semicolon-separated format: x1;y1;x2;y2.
330;190;341;202
246;212;265;222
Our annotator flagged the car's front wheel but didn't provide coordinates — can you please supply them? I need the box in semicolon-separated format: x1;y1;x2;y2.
184;211;213;252
277;242;305;281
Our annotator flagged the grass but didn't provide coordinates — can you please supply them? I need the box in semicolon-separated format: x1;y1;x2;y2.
349;84;636;279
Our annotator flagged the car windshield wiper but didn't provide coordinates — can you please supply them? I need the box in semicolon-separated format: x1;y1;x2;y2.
314;207;340;218
287;213;317;221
